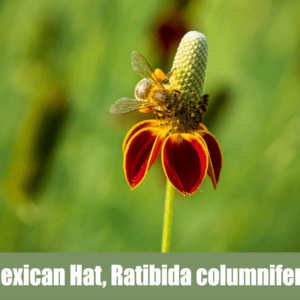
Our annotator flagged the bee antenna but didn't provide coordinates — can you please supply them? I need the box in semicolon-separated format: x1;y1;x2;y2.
166;99;172;110
181;92;194;101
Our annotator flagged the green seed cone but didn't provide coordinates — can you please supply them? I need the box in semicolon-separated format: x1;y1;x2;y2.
170;31;208;103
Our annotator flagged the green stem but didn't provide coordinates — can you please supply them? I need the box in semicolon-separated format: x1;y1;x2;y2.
161;179;175;253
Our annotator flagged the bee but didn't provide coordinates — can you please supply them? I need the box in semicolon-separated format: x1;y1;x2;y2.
109;51;181;114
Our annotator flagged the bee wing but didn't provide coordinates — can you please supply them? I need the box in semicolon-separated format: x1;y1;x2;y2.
131;51;164;88
109;97;155;114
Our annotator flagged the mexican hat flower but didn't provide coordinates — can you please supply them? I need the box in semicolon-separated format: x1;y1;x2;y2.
113;31;222;195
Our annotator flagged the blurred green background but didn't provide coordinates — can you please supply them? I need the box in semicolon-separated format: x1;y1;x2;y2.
0;0;299;252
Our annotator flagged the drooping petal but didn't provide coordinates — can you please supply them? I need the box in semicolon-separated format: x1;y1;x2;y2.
162;133;208;195
122;119;158;153
197;130;223;189
195;132;217;189
124;127;169;189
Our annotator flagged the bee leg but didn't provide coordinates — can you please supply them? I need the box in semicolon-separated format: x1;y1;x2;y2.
171;103;178;127
181;92;195;100
160;77;170;84
160;68;176;84
171;111;176;128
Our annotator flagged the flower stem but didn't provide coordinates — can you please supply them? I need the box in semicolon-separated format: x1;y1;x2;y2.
161;179;175;253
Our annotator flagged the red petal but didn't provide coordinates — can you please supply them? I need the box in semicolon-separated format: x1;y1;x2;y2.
197;130;223;189
162;134;208;195
124;127;168;189
198;123;207;131
122;120;158;153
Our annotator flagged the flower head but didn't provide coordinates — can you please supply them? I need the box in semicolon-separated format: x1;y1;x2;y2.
112;31;222;195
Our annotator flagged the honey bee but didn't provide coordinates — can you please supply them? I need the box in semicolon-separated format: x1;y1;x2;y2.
109;51;181;114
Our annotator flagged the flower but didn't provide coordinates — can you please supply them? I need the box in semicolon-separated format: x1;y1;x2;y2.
123;116;222;195
122;31;222;195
